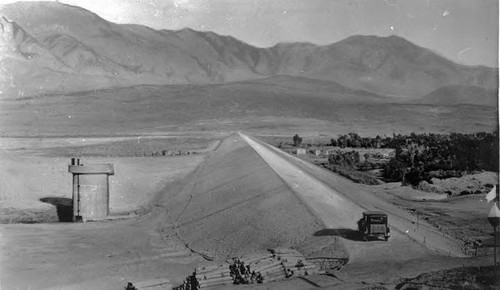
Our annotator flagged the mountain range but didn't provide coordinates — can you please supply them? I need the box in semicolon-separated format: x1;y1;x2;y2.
0;1;498;105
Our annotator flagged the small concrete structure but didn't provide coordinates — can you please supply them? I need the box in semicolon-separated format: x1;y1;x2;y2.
69;158;114;222
292;148;306;155
309;149;321;156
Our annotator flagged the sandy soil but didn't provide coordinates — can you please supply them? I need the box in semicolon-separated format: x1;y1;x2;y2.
425;171;498;196
0;134;336;289
0;201;204;289
375;182;449;201
371;184;499;256
0;152;204;222
0;133;496;290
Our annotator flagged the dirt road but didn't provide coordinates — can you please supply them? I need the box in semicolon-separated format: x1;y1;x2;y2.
239;132;465;261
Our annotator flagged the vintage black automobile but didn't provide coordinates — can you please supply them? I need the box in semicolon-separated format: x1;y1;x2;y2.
357;211;390;241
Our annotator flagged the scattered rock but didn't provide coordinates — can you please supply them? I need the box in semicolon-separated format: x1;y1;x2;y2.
415;181;445;194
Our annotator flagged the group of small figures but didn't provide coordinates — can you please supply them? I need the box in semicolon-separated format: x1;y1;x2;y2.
230;259;264;284
174;274;200;290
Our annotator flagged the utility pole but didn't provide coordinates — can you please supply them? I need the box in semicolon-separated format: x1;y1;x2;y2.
487;186;500;283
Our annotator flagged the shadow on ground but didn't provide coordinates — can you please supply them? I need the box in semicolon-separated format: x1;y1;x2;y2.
40;197;73;222
314;228;367;241
314;228;389;242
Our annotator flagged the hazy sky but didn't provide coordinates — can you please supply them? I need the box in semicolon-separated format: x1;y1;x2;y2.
2;0;498;67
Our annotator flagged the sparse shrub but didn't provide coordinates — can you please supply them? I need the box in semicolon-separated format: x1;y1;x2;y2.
416;181;445;194
293;134;303;147
384;158;408;182
404;164;429;186
328;165;382;185
328;151;360;168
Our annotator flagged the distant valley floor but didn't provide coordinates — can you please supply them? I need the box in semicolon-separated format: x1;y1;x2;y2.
0;79;497;138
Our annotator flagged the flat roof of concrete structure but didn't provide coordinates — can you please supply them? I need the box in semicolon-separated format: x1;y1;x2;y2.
68;164;114;175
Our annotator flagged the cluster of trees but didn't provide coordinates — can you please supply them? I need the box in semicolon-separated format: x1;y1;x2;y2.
326;150;381;185
293;134;303;146
327;132;498;185
331;133;384;148
382;132;499;185
293;131;498;185
328;150;360;168
327;150;380;171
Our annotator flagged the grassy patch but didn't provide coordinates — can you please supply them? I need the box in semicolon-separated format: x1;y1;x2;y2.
326;164;382;185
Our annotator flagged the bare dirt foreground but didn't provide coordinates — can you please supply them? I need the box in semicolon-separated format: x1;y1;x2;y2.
0;152;205;223
0;133;496;289
0;148;210;289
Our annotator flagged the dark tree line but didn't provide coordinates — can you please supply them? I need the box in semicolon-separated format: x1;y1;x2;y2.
331;132;384;149
330;132;499;185
328;150;360;168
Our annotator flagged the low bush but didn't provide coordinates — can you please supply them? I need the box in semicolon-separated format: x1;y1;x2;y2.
328;165;382;185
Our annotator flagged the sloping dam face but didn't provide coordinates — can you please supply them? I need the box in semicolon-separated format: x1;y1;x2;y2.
172;134;341;260
240;133;466;260
171;133;465;261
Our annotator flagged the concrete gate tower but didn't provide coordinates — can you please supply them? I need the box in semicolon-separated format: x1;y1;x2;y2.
68;158;114;222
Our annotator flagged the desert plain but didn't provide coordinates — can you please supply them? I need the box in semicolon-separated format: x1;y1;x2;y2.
0;1;499;289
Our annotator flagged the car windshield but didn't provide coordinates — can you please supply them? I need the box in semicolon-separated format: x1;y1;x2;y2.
369;216;386;224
